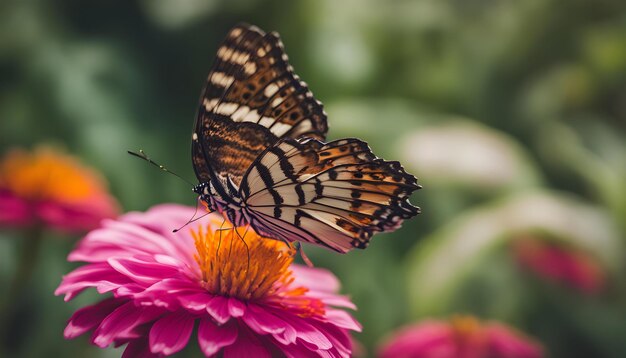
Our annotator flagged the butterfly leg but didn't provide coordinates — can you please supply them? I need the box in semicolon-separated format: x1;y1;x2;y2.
297;243;314;267
173;197;211;233
215;217;228;259
232;226;251;272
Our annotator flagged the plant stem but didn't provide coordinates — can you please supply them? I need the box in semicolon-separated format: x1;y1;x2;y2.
0;225;44;355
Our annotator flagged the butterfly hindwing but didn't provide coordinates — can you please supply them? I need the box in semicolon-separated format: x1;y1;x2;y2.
240;138;420;253
192;24;328;187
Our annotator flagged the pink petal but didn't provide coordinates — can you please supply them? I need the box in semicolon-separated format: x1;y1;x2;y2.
273;324;298;346
228;298;246;317
92;302;162;348
72;219;187;263
68;220;166;262
138;278;201;296
314;323;352;358
114;284;145;298
223;326;271;358
305;292;357;310
378;322;455;358
261;308;297;345
108;257;181;285
64;298;122;339
122;338;160;358
278;341;325;358
178;292;212;313
279;312;333;350
514;239;604;295
325;309;362;332
198;318;238;356
242;304;286;335
486;324;544;358
206;296;231;324
36;200;116;233
135;278;203;309
0;190;31;227
290;266;340;293
149;312;195;355
55;263;133;301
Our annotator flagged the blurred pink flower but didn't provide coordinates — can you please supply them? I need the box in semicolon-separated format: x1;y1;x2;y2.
512;238;605;294
378;316;544;358
56;204;360;357
0;146;119;233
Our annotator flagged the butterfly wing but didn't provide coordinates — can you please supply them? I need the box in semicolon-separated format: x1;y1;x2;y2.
192;24;328;187
239;138;421;253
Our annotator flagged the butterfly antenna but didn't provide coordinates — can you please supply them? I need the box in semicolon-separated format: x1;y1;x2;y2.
128;149;195;187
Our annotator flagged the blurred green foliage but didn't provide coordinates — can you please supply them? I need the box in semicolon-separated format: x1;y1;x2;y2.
1;0;626;357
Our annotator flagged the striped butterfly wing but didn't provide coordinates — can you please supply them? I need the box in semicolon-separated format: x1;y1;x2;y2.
192;24;328;187
240;138;421;253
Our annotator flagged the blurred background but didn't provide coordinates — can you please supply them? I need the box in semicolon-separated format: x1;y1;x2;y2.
1;0;626;357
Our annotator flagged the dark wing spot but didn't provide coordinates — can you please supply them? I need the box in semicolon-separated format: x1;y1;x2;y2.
336;218;359;234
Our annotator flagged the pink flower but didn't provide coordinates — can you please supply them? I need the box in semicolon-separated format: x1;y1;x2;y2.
378;316;544;358
0;146;119;233
56;204;361;357
512;237;605;295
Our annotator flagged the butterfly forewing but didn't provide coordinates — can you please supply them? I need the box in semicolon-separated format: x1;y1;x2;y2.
192;24;328;187
240;138;420;253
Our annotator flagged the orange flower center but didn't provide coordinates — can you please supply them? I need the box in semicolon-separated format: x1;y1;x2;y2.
0;147;101;203
192;224;299;301
449;315;486;352
450;315;481;337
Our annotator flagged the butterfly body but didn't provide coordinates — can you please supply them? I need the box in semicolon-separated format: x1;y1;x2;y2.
193;178;246;227
192;24;421;253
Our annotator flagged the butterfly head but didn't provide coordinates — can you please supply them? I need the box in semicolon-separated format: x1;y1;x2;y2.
193;181;217;210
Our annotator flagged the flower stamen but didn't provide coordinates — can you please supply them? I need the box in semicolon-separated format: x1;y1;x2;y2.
192;224;296;301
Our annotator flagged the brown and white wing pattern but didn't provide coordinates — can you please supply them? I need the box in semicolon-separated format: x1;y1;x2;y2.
189;24;421;252
239;138;421;253
192;24;328;187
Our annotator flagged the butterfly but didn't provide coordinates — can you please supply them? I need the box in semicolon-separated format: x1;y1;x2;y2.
191;24;420;253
